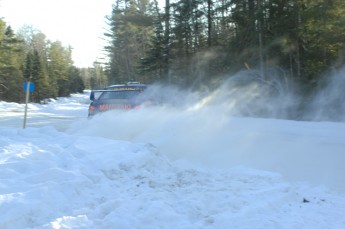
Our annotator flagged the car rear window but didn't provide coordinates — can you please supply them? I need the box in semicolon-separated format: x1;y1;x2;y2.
99;90;141;100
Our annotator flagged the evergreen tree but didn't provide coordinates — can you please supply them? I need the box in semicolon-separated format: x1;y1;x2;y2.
48;41;73;97
0;20;25;102
68;66;85;93
298;0;345;83
138;0;166;83
106;0;155;84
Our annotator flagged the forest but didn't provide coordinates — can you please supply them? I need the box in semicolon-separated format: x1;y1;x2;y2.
0;22;88;103
1;0;345;105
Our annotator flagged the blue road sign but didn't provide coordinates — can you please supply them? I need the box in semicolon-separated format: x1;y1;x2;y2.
24;82;35;92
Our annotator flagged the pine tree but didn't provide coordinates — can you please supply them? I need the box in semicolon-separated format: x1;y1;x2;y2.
0;20;25;102
106;0;155;84
48;41;73;97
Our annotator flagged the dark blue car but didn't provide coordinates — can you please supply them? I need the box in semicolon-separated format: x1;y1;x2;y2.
88;83;148;117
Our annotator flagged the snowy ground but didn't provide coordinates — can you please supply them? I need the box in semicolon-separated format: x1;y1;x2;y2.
1;91;345;229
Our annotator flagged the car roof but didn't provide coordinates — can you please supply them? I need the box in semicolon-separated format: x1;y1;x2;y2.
104;83;146;90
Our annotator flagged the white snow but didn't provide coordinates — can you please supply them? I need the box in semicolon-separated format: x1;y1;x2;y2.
1;91;345;229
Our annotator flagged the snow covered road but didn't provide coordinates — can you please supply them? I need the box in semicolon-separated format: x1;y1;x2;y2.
0;93;89;131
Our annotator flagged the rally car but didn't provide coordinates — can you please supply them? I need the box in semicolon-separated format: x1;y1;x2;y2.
88;83;150;117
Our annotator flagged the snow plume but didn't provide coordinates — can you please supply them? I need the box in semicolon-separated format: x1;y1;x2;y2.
305;66;345;121
69;78;345;191
189;68;297;119
182;65;345;122
138;67;297;120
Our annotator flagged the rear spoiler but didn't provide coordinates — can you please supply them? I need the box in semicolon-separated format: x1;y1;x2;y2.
89;90;108;101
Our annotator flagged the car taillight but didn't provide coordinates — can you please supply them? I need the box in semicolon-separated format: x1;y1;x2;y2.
89;105;95;110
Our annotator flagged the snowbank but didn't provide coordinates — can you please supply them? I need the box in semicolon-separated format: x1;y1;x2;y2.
1;92;345;228
1;126;345;228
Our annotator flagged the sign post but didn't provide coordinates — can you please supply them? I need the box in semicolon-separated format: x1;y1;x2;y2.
23;81;34;128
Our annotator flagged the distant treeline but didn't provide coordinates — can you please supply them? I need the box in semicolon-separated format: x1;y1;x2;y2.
0;20;111;103
1;0;345;103
0;21;80;102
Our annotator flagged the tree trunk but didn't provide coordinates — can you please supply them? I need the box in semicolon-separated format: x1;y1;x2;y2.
207;0;212;47
257;0;265;79
164;0;171;83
